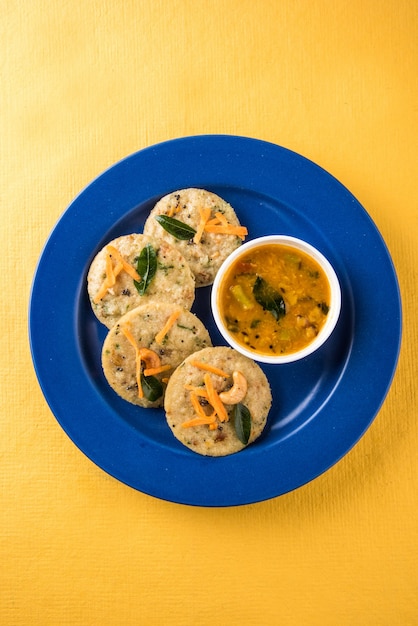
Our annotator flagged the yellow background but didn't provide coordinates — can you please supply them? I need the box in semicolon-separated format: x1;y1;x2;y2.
2;1;417;624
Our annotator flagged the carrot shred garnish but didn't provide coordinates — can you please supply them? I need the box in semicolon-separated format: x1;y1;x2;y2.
143;364;171;377
183;384;209;399
93;246;140;303
112;260;124;280
121;324;138;350
135;356;144;398
204;373;229;423
202;213;247;240
106;245;141;281
182;366;232;429
189;391;212;420
213;211;229;225
121;325;144;398
182;392;217;428
154;309;181;344
205;213;228;226
93;252;116;303
121;260;141;281
93;280;111;304
193;207;212;244
189;360;230;378
182;416;217;428
203;224;248;239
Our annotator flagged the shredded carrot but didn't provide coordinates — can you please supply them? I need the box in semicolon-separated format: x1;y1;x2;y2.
121;325;144;398
193;207;212;244
93;280;111;304
121;324;138;350
112;260;124;280
213;212;229;226
202;213;247;240
182;392;217;428
189;360;230;378
143;364;171;377
106;245;141;281
93;252;118;303
205;213;228;226
93;246;140;303
181;388;218;428
203;224;248;239
122;260;140;281
189;392;212;420
181;364;233;429
182;416;217;428
204;373;229;423
154;309;181;344
135;355;144;398
183;384;209;399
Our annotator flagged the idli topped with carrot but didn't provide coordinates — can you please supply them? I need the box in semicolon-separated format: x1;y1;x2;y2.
164;346;271;456
87;233;195;328
101;302;212;409
143;188;247;287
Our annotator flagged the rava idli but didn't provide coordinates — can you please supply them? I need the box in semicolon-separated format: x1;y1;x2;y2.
164;346;271;456
87;233;195;328
143;188;247;287
101;302;212;409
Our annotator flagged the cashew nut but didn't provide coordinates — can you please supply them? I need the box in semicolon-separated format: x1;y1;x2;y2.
219;371;247;405
137;347;161;370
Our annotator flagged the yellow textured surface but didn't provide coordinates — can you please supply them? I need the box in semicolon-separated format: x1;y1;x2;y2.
1;1;417;624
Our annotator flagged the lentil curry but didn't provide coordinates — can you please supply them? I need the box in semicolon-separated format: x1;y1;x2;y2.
218;243;331;356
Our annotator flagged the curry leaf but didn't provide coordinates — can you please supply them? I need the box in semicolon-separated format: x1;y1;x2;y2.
253;276;286;321
134;244;157;295
155;215;196;240
140;374;163;402
232;403;252;445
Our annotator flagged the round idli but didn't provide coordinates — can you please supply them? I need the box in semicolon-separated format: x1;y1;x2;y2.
164;346;271;456
102;303;212;409
87;233;195;328
143;188;247;287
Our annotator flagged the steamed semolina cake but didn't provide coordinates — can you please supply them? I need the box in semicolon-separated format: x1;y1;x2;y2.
101;303;212;409
164;346;271;456
143;188;247;287
87;233;195;328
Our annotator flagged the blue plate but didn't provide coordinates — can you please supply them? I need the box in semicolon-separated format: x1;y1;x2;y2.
29;135;402;506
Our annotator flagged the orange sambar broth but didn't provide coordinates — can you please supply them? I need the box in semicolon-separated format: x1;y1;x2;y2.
218;244;331;356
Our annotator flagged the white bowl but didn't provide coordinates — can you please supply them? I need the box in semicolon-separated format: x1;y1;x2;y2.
211;235;342;364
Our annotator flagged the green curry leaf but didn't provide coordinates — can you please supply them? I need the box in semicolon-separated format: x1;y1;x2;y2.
140;374;163;402
134;244;157;295
232;403;252;445
155;215;197;240
253;276;286;321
